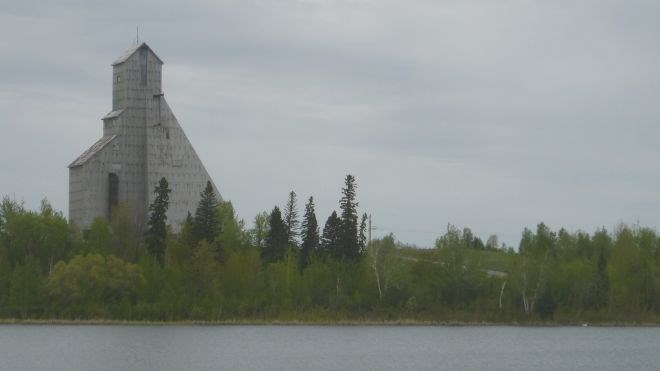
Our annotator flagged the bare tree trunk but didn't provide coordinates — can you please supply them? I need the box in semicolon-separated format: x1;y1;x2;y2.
371;245;382;301
499;280;507;310
529;250;550;314
373;263;382;302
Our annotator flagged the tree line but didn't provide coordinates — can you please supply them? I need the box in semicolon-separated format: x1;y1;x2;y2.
0;175;658;323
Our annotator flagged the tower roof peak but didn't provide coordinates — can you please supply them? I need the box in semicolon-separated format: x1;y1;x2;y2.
112;42;163;66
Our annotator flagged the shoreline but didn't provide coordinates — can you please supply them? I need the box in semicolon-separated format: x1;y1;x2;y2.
1;318;658;327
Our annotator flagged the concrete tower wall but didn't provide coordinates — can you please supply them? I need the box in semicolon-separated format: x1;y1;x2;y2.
145;96;219;228
69;43;220;232
68;136;118;228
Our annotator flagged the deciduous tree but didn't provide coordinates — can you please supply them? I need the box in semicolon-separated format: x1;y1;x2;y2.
251;211;270;249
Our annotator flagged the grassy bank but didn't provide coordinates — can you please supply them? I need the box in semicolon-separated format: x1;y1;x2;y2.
1;317;659;326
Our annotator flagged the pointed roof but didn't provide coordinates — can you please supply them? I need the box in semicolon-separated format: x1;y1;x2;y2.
112;42;163;66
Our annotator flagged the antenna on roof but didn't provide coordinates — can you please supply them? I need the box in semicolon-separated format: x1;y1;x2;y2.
136;26;140;45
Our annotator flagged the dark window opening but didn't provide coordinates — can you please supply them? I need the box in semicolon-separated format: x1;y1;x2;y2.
108;173;119;217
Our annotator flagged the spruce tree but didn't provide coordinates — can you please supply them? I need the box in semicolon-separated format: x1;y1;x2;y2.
358;213;368;254
283;191;299;247
299;197;319;270
338;174;360;261
194;181;219;245
146;177;170;266
262;206;287;263
320;211;341;260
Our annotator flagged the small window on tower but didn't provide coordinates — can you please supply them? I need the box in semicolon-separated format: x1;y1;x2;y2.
116;75;121;83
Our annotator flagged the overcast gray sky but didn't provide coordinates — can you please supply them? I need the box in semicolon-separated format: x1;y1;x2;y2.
1;0;659;247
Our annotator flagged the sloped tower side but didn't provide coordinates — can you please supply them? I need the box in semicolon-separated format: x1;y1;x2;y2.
69;43;220;232
144;75;220;228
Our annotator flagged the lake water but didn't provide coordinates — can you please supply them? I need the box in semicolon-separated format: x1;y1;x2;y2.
0;325;658;370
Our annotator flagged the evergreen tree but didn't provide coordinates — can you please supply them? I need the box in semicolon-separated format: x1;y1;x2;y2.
358;213;368;254
262;206;287;263
320;211;341;260
299;197;319;270
338;174;360;261
145;177;170;266
283;191;299;247
194;181;219;245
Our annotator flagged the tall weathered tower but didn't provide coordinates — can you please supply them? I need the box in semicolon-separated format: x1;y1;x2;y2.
69;43;219;231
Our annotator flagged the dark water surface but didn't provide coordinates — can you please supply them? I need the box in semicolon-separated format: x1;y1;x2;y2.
1;325;658;370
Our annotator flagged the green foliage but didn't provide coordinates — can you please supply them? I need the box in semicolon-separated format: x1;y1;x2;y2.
338;174;360;261
219;246;264;317
262;206;287;263
193;181;219;245
87;217;112;254
0;244;11;315
0;198;70;274
109;203;139;262
607;226;657;317
8;256;43;318
368;234;408;305
299;197;319;271
146;177;171;266
46;254;144;318
189;241;221;307
1;192;659;323
250;211;269;249
216;201;249;258
283;191;299;248
435;224;485;252
358;213;367;254
320;211;340;260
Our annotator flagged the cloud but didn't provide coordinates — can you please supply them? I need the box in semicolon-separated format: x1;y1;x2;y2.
2;0;660;246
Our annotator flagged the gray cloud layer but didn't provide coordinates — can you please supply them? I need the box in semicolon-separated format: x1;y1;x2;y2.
1;0;659;246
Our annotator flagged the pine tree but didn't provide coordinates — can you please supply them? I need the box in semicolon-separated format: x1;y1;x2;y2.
358;213;368;254
299;197;319;270
283;191;299;247
338;174;360;261
320;211;341;260
262;206;287;263
194;181;219;245
145;177;170;266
